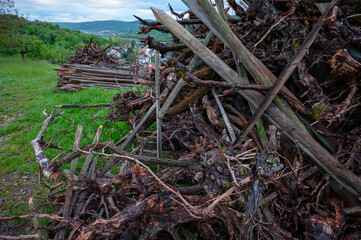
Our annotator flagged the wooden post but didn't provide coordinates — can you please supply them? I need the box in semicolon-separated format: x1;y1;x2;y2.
155;52;162;158
57;125;100;240
120;35;207;156
74;126;103;215
80;126;103;177
71;125;83;177
215;0;267;146
100;81;176;176
164;31;213;116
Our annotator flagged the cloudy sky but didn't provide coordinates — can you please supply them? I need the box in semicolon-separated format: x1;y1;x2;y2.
15;0;189;22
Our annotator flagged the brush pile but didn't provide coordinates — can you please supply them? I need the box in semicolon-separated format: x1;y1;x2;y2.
67;37;116;66
2;1;361;240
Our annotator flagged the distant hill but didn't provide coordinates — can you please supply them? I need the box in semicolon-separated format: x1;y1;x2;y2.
50;20;171;42
51;20;140;34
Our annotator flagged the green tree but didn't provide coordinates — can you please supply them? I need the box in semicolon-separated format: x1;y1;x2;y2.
127;52;137;64
19;35;46;61
111;36;123;47
27;25;35;35
130;40;136;49
0;1;23;56
0;0;109;63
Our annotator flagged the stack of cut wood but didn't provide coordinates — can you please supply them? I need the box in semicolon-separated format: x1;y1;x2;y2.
55;37;152;91
54;64;138;91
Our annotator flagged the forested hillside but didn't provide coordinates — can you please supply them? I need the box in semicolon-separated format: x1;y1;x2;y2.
53;20;140;33
0;15;171;63
53;20;172;42
0;15;109;63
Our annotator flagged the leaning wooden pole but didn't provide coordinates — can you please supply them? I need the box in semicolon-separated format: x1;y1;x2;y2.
151;7;361;199
187;32;213;71
182;0;307;132
155;52;162;158
215;0;268;145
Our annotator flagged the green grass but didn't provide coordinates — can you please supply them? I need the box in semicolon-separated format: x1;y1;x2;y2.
0;56;131;174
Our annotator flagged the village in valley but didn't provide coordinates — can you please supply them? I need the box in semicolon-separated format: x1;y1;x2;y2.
109;43;169;74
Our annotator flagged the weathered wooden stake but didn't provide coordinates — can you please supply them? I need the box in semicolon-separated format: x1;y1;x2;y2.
155;52;162;158
74;126;103;215
215;0;268;146
165;32;214;116
57;125;99;240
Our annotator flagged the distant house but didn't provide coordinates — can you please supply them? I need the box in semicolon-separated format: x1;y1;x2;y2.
138;53;150;64
147;63;155;73
108;47;121;58
142;62;166;74
137;46;155;65
136;46;173;75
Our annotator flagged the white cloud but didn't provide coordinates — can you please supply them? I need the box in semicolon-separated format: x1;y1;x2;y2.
15;0;188;22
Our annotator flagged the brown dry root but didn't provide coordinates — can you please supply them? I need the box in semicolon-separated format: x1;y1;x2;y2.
107;90;154;126
21;115;361;239
306;49;361;129
67;37;116;66
25;130;257;239
140;36;188;55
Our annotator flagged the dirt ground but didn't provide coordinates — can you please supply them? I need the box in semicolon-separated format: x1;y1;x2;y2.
0;172;41;236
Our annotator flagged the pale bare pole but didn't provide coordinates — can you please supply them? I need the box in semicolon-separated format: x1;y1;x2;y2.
155;51;162;159
187;31;213;71
211;88;236;143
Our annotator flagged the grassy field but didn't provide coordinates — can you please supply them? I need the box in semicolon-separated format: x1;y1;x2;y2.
0;56;132;232
0;56;131;174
